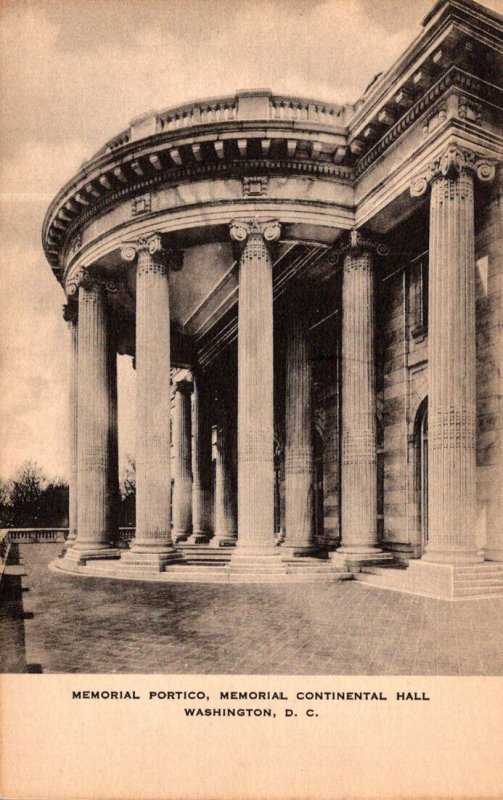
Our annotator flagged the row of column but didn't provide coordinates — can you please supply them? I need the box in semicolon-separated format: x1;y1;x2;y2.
63;142;498;568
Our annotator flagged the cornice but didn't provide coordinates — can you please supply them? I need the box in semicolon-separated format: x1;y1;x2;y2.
350;0;502;141
42;1;502;283
47;156;354;272
355;67;502;178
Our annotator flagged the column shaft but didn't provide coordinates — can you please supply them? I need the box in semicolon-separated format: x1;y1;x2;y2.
236;230;275;550
340;249;379;553
132;247;175;557
425;172;481;563
189;371;212;543
172;381;193;541
213;407;237;546
67;312;78;544
73;282;118;557
283;310;314;554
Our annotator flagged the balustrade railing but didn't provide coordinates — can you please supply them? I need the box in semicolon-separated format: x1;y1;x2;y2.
269;96;345;125
159;97;238;131
95;91;345;159
3;528;136;544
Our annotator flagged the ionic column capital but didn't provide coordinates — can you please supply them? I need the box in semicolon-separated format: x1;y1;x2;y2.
62;302;78;324
410;144;496;197
229;217;281;246
120;233;183;272
65;267;95;298
65;267;123;299
173;376;193;394
331;228;389;264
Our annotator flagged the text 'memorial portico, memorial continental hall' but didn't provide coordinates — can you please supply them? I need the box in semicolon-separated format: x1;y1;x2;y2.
42;0;503;599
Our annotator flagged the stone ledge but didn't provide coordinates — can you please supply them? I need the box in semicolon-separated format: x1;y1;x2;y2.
356;560;503;600
48;558;352;584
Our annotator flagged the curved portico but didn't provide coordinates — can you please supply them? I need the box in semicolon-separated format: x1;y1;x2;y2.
44;0;503;595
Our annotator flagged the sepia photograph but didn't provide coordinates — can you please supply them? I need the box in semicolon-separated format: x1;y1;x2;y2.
0;0;502;797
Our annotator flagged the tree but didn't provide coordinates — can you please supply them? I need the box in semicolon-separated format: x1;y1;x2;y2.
39;479;69;527
120;454;136;499
8;461;46;527
119;454;135;527
0;478;13;527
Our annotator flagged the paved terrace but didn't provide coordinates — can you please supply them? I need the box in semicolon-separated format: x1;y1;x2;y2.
1;544;502;675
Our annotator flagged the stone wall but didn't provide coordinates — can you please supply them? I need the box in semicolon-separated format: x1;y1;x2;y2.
475;175;502;551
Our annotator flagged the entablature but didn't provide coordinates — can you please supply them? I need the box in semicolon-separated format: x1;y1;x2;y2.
42;0;502;294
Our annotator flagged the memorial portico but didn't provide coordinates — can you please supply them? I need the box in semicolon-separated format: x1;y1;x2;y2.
44;0;503;597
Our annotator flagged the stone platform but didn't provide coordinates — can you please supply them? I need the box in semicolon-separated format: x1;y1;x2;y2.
51;546;352;584
5;543;503;675
355;561;503;600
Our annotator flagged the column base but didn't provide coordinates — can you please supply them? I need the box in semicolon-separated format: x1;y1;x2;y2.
59;535;77;556
212;533;238;547
484;547;503;563
331;548;393;570
281;542;316;557
61;545;120;566
172;530;191;543
186;530;212;545
421;545;483;565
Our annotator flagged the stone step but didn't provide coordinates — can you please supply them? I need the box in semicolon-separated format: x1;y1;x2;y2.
455;577;503;587
285;565;349;574
455;586;503;596
454;564;503;575
360;566;404;577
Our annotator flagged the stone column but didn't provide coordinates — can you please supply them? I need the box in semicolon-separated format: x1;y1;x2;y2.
188;369;212;543
68;270;119;561
411;145;495;564
338;230;387;558
283;304;315;555
120;234;183;568
213;403;237;546
172;375;193;542
229;219;281;557
63;303;78;547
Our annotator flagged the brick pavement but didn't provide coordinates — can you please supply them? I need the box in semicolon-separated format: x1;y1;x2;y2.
1;544;502;674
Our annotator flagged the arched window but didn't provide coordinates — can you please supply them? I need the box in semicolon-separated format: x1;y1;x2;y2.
414;398;428;549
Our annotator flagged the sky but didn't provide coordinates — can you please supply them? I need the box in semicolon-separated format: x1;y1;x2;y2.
0;0;500;482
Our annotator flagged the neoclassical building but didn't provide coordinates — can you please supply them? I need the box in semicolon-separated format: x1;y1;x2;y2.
43;0;503;598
